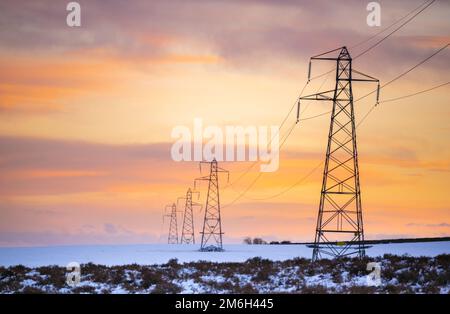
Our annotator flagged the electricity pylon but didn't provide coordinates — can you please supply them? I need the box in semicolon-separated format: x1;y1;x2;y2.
164;203;179;244
177;188;201;244
299;47;379;260
195;158;229;251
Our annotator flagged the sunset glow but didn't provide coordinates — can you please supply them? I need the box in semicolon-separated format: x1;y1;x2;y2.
0;0;449;247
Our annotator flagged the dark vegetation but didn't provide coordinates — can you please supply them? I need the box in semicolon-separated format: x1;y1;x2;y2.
0;255;448;294
271;236;450;245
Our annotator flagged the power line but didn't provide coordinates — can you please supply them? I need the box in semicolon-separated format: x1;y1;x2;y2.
298;80;449;125
308;45;449;127
227;44;448;203
351;0;434;49
221;5;442;208
225;81;310;188
228;0;438;188
299;110;331;121
309;0;436;81
224;120;298;207
226;60;336;189
354;0;436;58
240;160;324;201
379;81;449;103
243;78;449;202
359;43;448;103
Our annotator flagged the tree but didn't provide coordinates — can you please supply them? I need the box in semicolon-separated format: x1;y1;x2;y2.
252;238;267;245
243;237;252;245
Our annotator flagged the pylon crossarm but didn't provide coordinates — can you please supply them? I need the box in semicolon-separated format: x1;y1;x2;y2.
351;69;379;82
311;46;346;59
300;89;335;101
216;167;230;183
195;176;210;181
198;161;212;174
191;190;201;199
176;197;186;207
193;176;209;190
162;214;170;223
164;204;175;212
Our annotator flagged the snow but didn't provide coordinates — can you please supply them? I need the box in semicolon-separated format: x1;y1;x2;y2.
0;242;448;267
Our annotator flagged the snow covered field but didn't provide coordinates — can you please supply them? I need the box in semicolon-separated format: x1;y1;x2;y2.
0;241;449;267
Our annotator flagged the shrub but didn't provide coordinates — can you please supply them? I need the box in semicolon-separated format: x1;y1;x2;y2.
397;269;418;284
20;286;45;294
300;284;329;294
71;285;97;294
150;281;182;294
36;266;66;289
141;268;165;289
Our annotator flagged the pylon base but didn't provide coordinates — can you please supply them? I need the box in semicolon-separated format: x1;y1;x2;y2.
200;245;224;252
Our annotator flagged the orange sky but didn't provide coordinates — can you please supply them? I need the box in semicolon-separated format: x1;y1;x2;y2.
0;0;449;246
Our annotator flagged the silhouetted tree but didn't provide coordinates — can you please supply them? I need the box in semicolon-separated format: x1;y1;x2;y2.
252;238;267;245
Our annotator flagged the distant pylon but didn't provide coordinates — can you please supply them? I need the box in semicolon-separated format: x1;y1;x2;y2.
299;47;379;260
178;188;201;244
164;203;178;244
195;158;229;251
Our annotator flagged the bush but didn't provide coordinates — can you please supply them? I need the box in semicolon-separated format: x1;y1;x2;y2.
1;254;449;294
72;285;97;294
397;269;418;284
300;285;329;294
252;238;267;245
36;266;66;289
150;281;182;294
20;286;45;294
345;285;376;294
141;269;165;289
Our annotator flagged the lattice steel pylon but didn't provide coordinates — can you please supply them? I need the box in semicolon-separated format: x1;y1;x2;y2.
178;188;201;244
164;203;179;244
299;47;379;261
195;158;229;251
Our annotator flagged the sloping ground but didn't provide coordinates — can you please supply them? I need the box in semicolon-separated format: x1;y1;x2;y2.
1;254;449;294
0;242;449;267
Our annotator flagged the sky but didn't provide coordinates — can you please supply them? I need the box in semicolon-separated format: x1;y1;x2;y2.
0;0;449;247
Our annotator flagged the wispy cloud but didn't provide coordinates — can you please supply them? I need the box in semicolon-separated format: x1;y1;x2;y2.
406;222;450;228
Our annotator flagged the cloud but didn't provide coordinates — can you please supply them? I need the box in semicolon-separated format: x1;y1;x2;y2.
0;136;196;196
103;223;118;234
364;233;413;240
1;0;448;71
0;0;448;115
406;222;450;228
0;228;159;247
